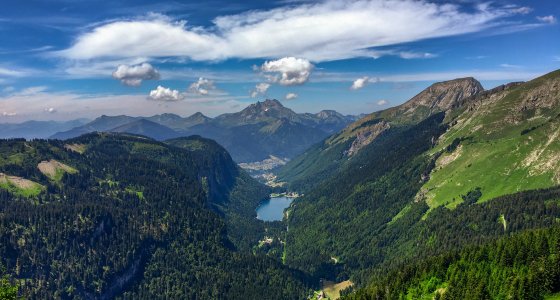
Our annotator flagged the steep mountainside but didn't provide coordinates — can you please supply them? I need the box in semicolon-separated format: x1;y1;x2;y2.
50;99;356;162
278;77;484;191
0;134;312;299
276;70;560;297
419;70;560;208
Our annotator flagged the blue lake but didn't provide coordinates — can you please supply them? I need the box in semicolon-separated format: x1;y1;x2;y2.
256;196;294;221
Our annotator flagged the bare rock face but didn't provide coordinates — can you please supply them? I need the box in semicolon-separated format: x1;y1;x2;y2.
518;76;560;113
400;77;484;116
345;121;390;156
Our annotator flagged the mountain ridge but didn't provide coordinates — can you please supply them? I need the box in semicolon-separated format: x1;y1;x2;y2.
275;69;560;295
49;99;357;162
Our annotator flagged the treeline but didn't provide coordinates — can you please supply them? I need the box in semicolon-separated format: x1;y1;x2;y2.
345;225;560;299
282;110;560;292
284;113;448;279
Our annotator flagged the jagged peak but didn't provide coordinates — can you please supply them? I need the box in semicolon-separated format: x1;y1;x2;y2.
248;99;285;111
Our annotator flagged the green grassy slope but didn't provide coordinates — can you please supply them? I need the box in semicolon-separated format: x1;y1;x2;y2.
420;70;560;208
278;77;483;192
280;70;560;297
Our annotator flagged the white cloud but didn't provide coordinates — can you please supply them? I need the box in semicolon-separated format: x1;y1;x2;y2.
377;99;388;106
188;77;216;95
351;77;370;90
44;107;57;113
398;52;437;59
0;67;40;78
250;83;270;98
112;63;160;86
285;93;298;100
18;86;48;96
500;63;521;68
537;15;557;24
58;1;525;62
508;6;532;15
261;57;313;85
148;85;183;101
0;91;247;123
0;68;26;77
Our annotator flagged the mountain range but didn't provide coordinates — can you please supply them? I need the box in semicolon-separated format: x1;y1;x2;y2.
0;119;90;140
49;99;357;162
2;70;560;299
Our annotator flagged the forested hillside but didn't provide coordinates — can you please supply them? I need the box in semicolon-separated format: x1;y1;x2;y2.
0;134;312;299
278;70;560;298
345;225;560;299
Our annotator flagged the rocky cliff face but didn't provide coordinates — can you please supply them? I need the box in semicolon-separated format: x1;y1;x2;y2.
333;77;484;156
403;77;484;112
345;120;390;156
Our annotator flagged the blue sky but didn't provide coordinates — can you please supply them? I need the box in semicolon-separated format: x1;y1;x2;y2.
0;0;558;122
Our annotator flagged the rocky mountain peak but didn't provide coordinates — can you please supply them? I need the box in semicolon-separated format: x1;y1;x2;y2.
316;110;344;119
187;112;210;121
403;77;484;112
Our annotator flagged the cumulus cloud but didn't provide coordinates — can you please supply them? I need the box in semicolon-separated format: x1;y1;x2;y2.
112;63;160;86
58;1;527;62
285;93;298;100
188;77;216;95
351;77;370;90
537;15;557;24
250;83;271;98
377;99;388;106
148;85;183;101
0;91;248;123
261;57;313;85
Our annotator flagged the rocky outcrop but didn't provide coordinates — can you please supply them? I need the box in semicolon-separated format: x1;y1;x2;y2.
399;77;484;118
345;121;390;156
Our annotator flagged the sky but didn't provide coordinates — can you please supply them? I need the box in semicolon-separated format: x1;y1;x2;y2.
0;0;559;122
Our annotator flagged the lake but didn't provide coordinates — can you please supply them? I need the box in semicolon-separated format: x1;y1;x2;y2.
256;196;294;221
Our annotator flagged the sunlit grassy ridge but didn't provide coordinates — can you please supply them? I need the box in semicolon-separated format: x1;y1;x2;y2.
421;70;560;208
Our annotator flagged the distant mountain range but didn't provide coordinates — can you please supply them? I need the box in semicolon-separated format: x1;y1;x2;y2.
48;99;358;162
0;119;90;140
